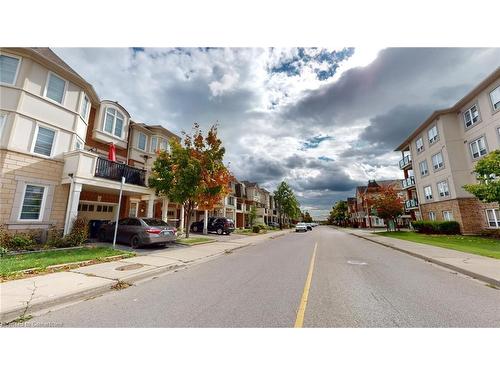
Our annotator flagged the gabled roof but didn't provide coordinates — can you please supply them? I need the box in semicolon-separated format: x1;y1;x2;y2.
29;48;85;80
395;67;500;151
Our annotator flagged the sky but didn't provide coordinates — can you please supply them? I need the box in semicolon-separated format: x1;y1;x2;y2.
55;47;500;220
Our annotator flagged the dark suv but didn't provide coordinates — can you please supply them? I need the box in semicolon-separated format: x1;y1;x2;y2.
190;217;235;235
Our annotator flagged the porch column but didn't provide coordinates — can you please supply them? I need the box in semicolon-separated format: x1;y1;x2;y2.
147;196;155;217
162;197;169;223
203;209;208;234
63;182;82;236
223;206;227;218
180;205;185;231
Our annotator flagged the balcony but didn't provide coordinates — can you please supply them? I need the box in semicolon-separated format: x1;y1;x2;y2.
402;176;416;189
95;157;146;186
399;154;412;170
62;150;151;193
405;198;419;210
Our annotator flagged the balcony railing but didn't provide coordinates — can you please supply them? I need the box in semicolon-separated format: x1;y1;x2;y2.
95;157;146;186
399;154;412;169
405;198;419;210
402;176;416;189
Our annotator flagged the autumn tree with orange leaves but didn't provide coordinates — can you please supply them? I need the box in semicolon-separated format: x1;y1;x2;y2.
365;184;404;231
149;123;232;238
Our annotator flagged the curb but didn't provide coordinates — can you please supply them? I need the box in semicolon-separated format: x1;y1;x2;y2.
348;232;500;288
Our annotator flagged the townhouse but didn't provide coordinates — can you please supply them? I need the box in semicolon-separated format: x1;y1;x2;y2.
0;47;183;238
395;67;500;234
348;179;406;228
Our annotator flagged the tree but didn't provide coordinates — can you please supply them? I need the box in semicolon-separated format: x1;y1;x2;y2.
329;201;348;226
149;123;232;238
464;150;500;204
303;211;313;223
249;205;257;226
273;181;301;229
366;185;404;231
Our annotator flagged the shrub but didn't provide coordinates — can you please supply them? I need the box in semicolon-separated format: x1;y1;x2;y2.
411;220;460;234
46;225;65;248
9;233;36;251
252;225;261;233
0;225;12;248
480;229;500;239
63;218;89;247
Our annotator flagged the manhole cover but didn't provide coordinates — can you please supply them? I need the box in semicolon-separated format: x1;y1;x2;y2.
347;260;368;265
115;264;144;271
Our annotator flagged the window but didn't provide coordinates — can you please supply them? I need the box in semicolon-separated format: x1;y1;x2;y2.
428;125;439;144
486;209;500;228
33;125;56;157
463;104;480;128
0;54;20;84
437;180;450;198
45;72;66;104
428;211;436;221
20;185;45;220
75;138;83;150
443;211;453;221
431;152;444;170
490;86;500;111
0;113;6;139
160;139;169;152
103;108;125;138
138;132;147;151
469;137;487;159
416;137;424;153
419;159;429;177
424;185;433;201
150;136;158;152
81;95;90;121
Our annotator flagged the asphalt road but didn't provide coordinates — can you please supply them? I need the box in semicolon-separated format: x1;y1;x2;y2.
31;226;500;327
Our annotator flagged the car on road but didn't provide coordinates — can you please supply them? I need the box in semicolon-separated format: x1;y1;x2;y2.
98;217;177;248
295;223;308;232
190;217;235;235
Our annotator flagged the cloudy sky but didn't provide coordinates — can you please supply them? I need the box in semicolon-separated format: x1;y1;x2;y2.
55;47;500;219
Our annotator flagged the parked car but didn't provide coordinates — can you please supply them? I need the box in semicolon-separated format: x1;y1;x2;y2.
295;223;308;232
98;217;176;248
268;221;280;228
190;217;235;235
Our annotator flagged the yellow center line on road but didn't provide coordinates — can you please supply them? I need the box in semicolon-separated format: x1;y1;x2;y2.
294;242;317;328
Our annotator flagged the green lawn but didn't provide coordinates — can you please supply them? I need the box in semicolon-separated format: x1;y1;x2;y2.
176;237;215;245
0;247;134;277
376;231;500;259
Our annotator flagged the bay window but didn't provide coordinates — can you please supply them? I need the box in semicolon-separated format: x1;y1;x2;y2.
0;53;21;84
138;132;147;151
103;108;125;138
33;125;56;157
45;72;67;104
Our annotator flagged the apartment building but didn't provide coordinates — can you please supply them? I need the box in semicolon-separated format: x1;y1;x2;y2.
0;48;182;237
395;67;500;234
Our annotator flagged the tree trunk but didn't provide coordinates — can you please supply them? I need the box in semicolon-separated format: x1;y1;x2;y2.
184;203;192;238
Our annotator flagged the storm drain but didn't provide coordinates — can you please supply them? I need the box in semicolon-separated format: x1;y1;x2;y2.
115;264;144;271
347;260;368;266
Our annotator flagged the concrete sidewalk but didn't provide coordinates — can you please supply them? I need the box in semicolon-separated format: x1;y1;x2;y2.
0;229;292;323
340;228;500;287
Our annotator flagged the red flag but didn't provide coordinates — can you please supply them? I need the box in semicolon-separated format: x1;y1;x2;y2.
108;143;116;161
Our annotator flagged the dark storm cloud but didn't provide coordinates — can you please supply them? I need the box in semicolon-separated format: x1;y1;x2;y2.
232;155;288;185
282;48;500;127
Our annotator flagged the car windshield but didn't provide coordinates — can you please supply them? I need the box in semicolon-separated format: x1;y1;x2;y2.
142;219;168;227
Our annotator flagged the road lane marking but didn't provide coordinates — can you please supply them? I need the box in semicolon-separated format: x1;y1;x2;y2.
294;242;317;328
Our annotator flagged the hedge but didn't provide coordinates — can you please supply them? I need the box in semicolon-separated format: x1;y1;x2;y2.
411;220;460;234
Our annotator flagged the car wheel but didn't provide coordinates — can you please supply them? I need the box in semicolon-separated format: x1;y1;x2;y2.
98;230;107;242
130;235;140;248
217;228;223;235
192;226;198;232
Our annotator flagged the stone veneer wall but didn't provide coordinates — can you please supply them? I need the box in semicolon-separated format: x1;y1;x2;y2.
419;198;499;234
0;149;69;233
